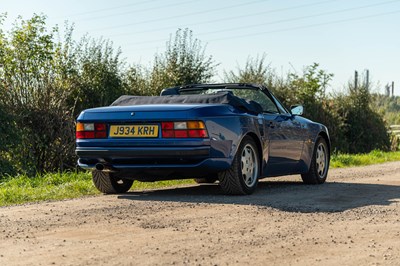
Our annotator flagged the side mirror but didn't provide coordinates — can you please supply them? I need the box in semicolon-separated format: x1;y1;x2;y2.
291;105;304;116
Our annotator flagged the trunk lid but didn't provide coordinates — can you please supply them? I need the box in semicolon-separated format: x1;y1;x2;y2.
78;104;231;121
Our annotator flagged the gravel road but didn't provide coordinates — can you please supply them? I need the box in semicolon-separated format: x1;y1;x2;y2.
1;161;400;266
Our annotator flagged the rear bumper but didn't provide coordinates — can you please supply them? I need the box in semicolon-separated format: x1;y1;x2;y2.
77;158;231;172
76;146;232;176
76;146;210;158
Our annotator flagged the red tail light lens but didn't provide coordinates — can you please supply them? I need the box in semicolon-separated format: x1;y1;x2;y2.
95;123;106;131
188;129;208;138
161;121;208;139
161;122;174;130
76;123;107;139
162;130;174;138
95;131;107;138
175;130;188;138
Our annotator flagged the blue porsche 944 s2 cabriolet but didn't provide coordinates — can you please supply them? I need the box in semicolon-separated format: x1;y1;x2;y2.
76;83;330;195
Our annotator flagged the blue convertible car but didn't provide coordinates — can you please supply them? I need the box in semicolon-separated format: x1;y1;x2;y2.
76;83;330;195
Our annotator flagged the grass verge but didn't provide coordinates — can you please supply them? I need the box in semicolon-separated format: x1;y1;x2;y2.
331;150;400;168
1;150;400;206
0;172;98;206
0;172;195;207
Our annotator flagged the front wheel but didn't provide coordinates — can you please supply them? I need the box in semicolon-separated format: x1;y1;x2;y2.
92;170;134;194
301;136;329;184
218;136;260;195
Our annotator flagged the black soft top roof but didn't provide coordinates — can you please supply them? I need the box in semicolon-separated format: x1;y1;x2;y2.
111;92;263;114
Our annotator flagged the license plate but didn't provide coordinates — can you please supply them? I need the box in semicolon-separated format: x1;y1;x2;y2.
109;125;159;138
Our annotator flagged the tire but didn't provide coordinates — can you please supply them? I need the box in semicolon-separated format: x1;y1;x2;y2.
92;170;134;194
301;136;329;184
218;136;260;195
194;177;218;184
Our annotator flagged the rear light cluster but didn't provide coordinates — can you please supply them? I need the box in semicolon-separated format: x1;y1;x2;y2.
76;123;107;139
162;121;208;138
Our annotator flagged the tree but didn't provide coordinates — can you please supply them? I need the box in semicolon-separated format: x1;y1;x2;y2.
224;54;274;86
335;82;390;153
0;14;132;175
285;63;333;107
71;36;125;113
123;64;152;96
149;28;217;95
0;14;78;174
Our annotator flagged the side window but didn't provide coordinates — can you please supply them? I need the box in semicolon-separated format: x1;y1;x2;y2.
234;89;279;113
254;91;279;114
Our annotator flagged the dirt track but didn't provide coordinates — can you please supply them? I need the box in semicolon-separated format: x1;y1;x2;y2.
1;162;400;266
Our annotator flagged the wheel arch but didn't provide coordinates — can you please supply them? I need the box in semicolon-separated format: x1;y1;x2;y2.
301;131;330;184
218;132;261;195
301;129;331;173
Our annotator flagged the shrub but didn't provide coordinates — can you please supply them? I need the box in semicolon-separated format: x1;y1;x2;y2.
149;28;217;95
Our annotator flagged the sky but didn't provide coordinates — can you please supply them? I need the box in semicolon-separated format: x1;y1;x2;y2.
1;0;399;95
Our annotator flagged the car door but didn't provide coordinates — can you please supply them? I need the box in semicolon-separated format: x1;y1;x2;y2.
256;91;306;176
264;113;304;158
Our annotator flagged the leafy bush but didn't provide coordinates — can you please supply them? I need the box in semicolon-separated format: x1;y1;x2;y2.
333;84;390;153
149;28;217;95
224;54;275;86
0;106;17;177
0;15;76;174
71;36;125;113
0;15;132;175
123;64;152;96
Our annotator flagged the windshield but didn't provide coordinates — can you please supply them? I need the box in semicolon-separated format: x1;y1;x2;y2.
179;88;282;114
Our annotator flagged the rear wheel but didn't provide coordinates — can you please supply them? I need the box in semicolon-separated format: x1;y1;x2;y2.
301;136;329;184
218;136;260;195
92;170;134;194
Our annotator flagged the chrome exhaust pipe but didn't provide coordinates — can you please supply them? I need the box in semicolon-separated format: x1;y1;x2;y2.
95;163;116;172
95;163;105;171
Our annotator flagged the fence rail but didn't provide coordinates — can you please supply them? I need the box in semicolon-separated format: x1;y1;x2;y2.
389;125;400;137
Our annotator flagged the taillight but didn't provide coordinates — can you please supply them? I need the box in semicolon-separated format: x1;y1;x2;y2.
76;122;107;139
162;121;208;138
